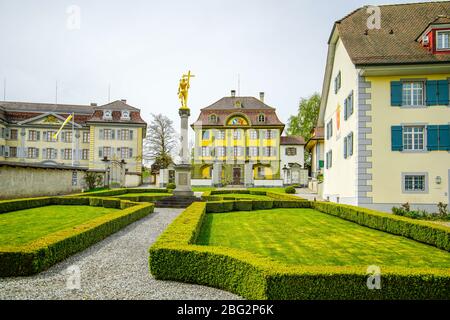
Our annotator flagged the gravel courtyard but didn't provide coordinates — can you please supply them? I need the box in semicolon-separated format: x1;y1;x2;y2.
0;208;240;300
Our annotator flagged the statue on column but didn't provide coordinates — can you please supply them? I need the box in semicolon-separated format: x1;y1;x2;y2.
178;71;195;109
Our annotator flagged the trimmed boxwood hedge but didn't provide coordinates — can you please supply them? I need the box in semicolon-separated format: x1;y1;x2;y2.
69;188;171;198
149;201;450;299
0;197;154;277
202;190;307;202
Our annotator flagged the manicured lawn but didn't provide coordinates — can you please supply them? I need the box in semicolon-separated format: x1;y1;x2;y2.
0;205;119;246
197;208;450;268
220;193;274;200
192;187;216;192
115;193;171;198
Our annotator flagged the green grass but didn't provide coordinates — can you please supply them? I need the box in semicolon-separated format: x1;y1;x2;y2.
0;205;119;246
197;208;450;268
192;187;216;192
220;193;274;200
115;193;171;198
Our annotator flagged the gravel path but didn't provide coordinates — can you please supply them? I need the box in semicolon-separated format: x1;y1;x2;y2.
0;208;240;300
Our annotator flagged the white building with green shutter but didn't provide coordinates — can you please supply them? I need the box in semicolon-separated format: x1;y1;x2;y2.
318;2;450;212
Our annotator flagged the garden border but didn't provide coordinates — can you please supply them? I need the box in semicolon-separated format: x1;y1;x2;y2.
149;201;450;300
0;196;154;277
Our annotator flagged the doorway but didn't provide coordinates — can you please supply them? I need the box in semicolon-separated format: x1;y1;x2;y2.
233;168;241;185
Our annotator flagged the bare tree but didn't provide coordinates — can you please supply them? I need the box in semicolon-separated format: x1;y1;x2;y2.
143;114;177;169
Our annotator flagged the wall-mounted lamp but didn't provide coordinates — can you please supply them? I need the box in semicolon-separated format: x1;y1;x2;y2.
435;176;442;185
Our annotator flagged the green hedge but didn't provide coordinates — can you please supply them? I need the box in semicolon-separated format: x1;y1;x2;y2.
0;197;53;214
0;198;153;277
149;201;450;299
69;188;170;198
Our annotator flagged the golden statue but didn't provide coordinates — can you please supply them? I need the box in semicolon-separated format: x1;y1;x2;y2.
178;70;195;109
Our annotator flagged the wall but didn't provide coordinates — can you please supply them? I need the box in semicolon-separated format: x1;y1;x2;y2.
0;165;87;199
124;173;141;188
280;145;305;168
323;38;359;205
367;73;450;211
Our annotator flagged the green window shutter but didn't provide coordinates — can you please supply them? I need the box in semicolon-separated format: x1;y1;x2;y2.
426;80;439;106
438;125;450;151
437;80;449;105
344;98;348;121
343;136;348;159
391;126;403;151
391;81;403;106
427;125;439;151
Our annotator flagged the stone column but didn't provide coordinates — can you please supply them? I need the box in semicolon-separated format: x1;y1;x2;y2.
212;161;222;187
174;108;194;197
244;161;254;187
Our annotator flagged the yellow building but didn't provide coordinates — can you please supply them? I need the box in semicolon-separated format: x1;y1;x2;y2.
0;100;147;187
191;91;288;187
318;2;450;212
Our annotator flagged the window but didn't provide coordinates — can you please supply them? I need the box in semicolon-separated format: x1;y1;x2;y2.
101;147;111;158
334;71;341;94
9;147;17;158
437;30;450;50
9;129;18;140
248;147;259;157
28;130;39;141
326;150;333;169
44;148;57;160
257;167;265;178
119;129;131;140
402;81;424;106
344;92;354;120
343;132;354;159
61;131;73;143
285;147;297;156
103;129;114;140
233;130;241;140
121;110;130;120
403;174;427;193
83;132;90;143
250;130;259;140
201;146;209;157
258;114;266;123
62;148;72;160
103;110;112;120
120;147;131;159
216;147;226;157
403;126;425;151
202;130;210;140
263;147;275;157
233;147;243;157
265;130;274;139
44;131;57;142
82;149;89;160
209;114;218;123
27;147;39;158
215;130;225;140
326;120;333;140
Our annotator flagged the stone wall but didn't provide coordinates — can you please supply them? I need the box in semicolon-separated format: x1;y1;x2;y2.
0;164;87;199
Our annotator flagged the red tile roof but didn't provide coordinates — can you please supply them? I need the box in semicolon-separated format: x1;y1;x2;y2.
280;136;305;145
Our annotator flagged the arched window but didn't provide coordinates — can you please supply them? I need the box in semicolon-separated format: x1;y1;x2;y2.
209;114;217;123
258;114;266;123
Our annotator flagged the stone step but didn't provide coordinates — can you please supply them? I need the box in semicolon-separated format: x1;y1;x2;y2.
155;196;203;209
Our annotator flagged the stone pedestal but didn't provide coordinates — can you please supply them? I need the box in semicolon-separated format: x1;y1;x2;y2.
212;162;222;187
244;161;254;187
173;107;194;197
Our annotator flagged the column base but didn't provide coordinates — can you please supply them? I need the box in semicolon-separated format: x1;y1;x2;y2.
174;163;194;197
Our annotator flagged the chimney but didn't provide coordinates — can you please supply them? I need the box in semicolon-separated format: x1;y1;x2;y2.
90;102;97;107
259;92;265;102
231;90;236;98
121;99;127;103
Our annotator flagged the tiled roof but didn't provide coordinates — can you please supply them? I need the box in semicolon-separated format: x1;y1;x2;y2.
0;100;146;126
335;1;450;65
203;97;275;110
192;108;284;127
280;136;305;145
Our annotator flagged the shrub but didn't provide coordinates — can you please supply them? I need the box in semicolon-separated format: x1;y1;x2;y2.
167;183;176;190
252;200;274;210
89;197;104;207
0;197;53;214
438;203;449;217
51;197;90;206
83;171;104;190
273;201;311;209
285;186;296;194
234;200;253;211
1;201;154;276
149;202;450;300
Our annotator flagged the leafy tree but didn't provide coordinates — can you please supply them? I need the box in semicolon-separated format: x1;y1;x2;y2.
287;93;321;169
143;113;177;170
287;93;321;141
84;172;104;190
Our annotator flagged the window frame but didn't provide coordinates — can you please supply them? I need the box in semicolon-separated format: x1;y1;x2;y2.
285;147;297;156
326;120;333;140
401;81;425;107
436;30;450;51
402;125;426;152
402;172;428;194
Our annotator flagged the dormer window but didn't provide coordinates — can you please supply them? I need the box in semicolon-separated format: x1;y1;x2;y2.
437;30;450;50
258;114;266;123
103;110;112;120
121;110;130;120
209;114;218;123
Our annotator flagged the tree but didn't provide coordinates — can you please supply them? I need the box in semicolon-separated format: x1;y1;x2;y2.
143;114;177;170
287;93;321;169
287;93;321;141
84;172;103;190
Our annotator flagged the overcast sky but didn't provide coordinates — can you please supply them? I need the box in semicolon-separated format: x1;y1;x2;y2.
0;0;424;130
